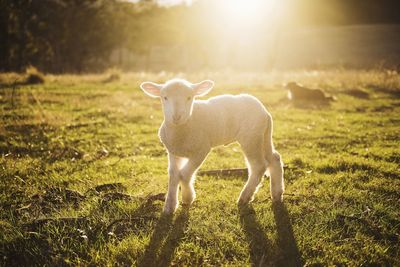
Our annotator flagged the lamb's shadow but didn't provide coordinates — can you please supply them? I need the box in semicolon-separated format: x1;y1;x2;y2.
137;206;190;267
239;205;273;266
239;202;302;266
272;202;302;267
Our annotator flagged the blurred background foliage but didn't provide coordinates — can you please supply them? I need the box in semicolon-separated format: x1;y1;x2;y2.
1;0;400;73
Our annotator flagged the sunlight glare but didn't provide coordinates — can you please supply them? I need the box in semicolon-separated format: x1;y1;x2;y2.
220;0;277;27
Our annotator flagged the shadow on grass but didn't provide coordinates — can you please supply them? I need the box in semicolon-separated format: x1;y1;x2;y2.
2;193;164;266
317;160;399;180
137;206;190;267
239;202;302;267
272;202;302;267
368;85;400;98
239;205;273;266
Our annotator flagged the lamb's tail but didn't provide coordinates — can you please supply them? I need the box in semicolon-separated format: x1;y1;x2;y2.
264;114;285;202
264;114;275;162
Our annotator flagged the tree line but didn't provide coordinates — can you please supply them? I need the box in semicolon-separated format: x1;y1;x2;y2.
1;0;399;73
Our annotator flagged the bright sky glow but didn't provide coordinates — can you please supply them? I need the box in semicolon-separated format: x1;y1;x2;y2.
212;0;279;45
220;0;276;26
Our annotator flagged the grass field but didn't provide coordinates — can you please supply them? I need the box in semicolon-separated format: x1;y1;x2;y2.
0;70;399;266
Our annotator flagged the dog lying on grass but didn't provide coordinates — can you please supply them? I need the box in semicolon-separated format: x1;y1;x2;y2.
285;82;336;105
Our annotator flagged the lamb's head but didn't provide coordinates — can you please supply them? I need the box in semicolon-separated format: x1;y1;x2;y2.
140;79;214;126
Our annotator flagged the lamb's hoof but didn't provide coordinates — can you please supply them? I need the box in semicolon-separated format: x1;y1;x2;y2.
181;199;195;206
181;195;195;206
163;201;178;215
162;206;176;215
271;194;283;203
237;196;252;206
238;189;255;206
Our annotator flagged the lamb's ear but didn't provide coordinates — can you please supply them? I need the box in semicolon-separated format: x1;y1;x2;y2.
193;80;214;96
140;82;162;98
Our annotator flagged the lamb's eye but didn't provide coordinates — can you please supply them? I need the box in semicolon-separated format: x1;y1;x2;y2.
187;97;192;101
164;97;168;101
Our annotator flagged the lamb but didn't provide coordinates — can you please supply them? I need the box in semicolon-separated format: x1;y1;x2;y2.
140;79;284;214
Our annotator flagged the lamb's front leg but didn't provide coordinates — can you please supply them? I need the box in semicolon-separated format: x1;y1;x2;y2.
164;153;184;214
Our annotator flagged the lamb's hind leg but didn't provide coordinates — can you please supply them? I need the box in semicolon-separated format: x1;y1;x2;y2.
268;151;284;202
238;137;268;205
263;114;284;202
179;149;209;205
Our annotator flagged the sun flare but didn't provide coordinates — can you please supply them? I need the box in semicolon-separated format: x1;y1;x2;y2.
218;0;278;27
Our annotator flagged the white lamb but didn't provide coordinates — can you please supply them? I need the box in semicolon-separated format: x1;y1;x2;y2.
140;79;284;214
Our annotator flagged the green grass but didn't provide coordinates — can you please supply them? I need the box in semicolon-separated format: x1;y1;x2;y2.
0;70;399;266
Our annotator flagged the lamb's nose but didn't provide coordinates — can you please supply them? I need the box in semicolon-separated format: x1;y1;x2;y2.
173;114;181;121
